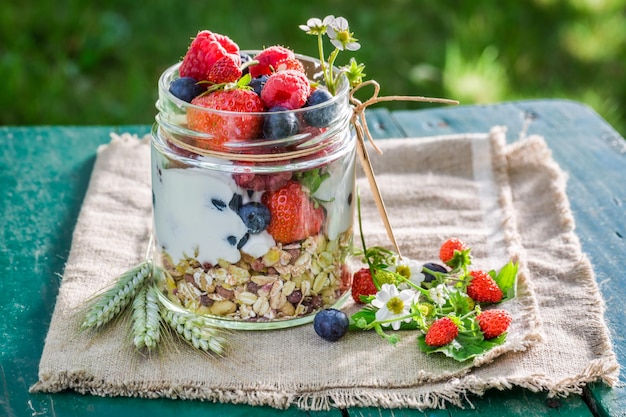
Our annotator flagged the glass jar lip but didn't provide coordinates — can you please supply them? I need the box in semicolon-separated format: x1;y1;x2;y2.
158;50;351;116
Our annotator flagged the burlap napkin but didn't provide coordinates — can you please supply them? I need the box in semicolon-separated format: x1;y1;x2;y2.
31;128;619;410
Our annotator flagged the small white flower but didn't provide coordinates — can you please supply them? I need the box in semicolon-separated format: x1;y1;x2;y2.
326;16;361;51
391;257;425;288
429;284;449;306
299;15;335;35
371;283;416;330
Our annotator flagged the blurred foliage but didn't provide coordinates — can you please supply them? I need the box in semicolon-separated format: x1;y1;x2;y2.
1;0;625;135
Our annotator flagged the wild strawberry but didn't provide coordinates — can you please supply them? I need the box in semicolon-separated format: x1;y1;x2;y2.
188;89;264;149
467;270;503;304
439;238;470;268
351;268;377;303
425;317;459;347
261;180;325;244
179;30;240;81
249;45;295;78
261;70;311;110
477;309;512;339
207;55;242;84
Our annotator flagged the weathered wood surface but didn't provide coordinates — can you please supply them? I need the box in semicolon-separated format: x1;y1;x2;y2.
1;99;623;416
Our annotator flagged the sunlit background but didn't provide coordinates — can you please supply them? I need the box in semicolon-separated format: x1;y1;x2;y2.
2;0;625;135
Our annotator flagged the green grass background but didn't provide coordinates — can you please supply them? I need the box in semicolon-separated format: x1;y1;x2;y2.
2;0;625;135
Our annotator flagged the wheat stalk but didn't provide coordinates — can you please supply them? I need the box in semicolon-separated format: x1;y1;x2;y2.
160;306;228;356
81;261;153;330
131;285;162;350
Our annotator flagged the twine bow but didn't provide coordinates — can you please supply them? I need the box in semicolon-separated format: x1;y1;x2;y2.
349;80;459;258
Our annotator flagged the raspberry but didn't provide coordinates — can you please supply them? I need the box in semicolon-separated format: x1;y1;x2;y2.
467;270;503;304
249;45;294;78
351;268;377;303
179;30;240;81
261;70;310;110
425;317;459;347
477;309;512;339
207;55;242;84
232;162;292;192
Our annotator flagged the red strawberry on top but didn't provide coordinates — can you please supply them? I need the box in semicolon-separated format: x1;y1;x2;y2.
249;46;295;78
351;267;377;303
261;180;324;244
467;270;503;304
425;317;459;347
180;30;240;81
188;88;264;150
477;309;512;339
261;70;311;110
207;55;242;84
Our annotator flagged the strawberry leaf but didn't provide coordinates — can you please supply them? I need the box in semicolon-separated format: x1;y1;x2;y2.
492;261;518;301
417;332;507;361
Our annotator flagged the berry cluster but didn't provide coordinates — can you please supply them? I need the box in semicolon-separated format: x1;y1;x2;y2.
168;31;339;147
345;236;518;361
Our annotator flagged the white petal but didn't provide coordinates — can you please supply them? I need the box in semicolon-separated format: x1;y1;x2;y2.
346;42;361;51
326;26;337;39
334;17;349;30
391;320;401;330
307;17;322;27
375;308;390;322
299;25;311;32
323;15;336;25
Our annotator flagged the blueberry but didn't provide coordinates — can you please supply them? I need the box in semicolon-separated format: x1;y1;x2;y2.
422;262;448;283
169;77;204;102
303;88;336;127
249;75;269;97
263;106;299;139
238;202;271;234
313;308;349;342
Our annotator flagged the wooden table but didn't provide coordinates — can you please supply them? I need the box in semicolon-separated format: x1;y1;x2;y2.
1;99;624;416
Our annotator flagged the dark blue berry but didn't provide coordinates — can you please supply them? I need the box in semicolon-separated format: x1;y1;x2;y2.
263;106;299;139
249;75;269;97
238;202;271;234
169;77;204;102
422;262;448;283
211;198;226;211
313;308;349;342
303;88;336;127
237;232;250;249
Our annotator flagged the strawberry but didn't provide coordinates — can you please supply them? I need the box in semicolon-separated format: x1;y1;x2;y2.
273;57;306;73
179;30;240;81
439;237;470;268
425;317;459;347
249;46;295;78
467;270;503;304
477;309;512;339
351;268;377;303
261;180;324;244
188;89;264;149
261;70;311;110
207;55;242;84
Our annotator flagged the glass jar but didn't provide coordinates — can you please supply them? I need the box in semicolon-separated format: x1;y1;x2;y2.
150;53;356;329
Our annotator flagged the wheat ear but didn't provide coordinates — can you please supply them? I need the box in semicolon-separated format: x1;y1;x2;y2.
161;307;228;356
81;261;153;330
131;285;161;350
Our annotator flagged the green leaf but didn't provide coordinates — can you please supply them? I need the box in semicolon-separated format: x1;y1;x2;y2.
417;332;507;362
294;168;330;194
349;307;377;330
492;261;518;301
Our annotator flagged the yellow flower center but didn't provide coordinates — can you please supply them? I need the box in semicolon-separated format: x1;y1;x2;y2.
386;296;405;315
396;265;411;278
337;30;351;43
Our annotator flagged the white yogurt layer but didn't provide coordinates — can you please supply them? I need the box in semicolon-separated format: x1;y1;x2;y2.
152;164;249;266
